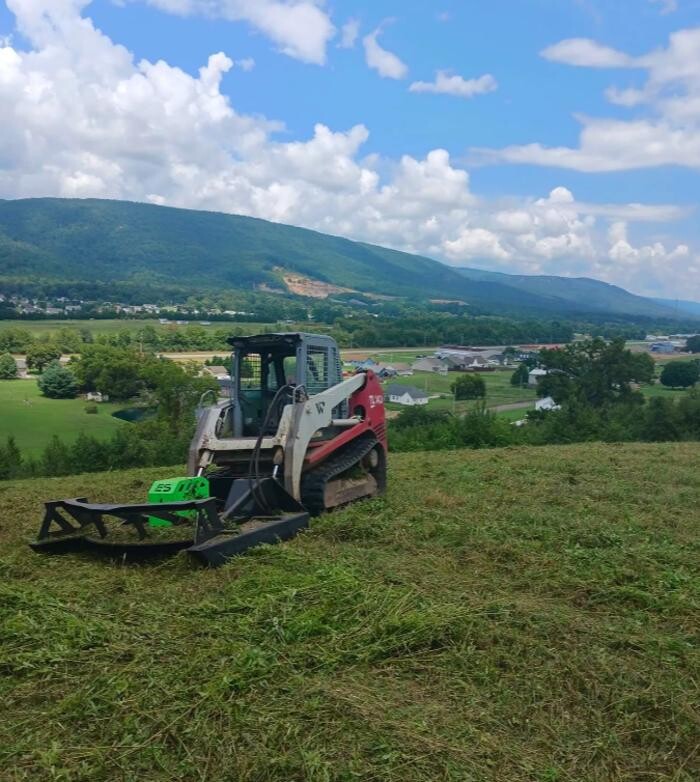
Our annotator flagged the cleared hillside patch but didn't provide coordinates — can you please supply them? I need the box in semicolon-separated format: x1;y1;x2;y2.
1;443;699;781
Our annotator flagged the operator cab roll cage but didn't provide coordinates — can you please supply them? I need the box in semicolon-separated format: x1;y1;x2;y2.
226;332;345;437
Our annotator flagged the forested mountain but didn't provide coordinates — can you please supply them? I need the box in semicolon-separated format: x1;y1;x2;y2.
0;197;689;320
651;298;700;318
455;267;690;320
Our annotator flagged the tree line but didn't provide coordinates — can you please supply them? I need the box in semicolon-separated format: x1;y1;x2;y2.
390;339;700;452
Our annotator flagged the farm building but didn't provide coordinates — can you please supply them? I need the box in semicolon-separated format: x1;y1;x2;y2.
384;384;429;406
412;357;448;375
528;368;548;388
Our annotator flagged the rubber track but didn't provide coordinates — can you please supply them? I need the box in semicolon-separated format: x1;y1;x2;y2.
301;434;381;517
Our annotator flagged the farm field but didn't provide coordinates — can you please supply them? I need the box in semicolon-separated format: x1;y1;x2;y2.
0;380;125;456
384;369;537;413
641;383;695;400
0;319;276;338
2;442;698;781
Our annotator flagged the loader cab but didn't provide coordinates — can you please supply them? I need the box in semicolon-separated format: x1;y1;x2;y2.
227;333;343;437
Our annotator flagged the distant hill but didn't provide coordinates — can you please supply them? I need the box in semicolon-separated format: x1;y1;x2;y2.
457;266;685;320
651;298;700;318
0;197;686;320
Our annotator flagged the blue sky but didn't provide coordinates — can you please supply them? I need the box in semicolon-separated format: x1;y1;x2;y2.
0;0;699;298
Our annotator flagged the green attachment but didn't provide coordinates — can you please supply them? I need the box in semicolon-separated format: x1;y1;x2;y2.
147;477;210;528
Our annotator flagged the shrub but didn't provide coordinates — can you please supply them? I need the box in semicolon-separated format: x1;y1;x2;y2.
451;373;486;400
85;403;99;414
0;352;18;379
38;362;79;399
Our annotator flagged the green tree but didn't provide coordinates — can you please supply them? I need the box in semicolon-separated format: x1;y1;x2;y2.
72;345;143;391
451;373;486;401
0;327;34;353
660;361;699;389
38;362;78;399
0;436;22;479
55;328;82;353
40;435;73;476
537;338;654;407
685;335;700;354
96;360;143;400
0;352;18;379
26;342;61;372
643;398;681;442
510;364;529;387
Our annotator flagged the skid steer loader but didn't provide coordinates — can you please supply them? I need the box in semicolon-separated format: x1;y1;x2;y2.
30;333;387;567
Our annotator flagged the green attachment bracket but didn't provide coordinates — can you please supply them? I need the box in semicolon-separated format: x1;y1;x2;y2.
147;477;210;528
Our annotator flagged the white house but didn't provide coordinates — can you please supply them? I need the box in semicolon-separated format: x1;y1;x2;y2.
86;391;109;403
384;383;429;406
528;368;548;388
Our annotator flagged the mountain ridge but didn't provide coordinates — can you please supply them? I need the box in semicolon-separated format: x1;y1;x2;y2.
0;197;690;320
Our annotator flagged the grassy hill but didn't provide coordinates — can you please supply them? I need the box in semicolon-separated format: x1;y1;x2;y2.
0;197;684;319
2;443;698;781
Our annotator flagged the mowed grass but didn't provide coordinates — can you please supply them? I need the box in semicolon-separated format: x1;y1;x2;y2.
0;380;125;455
385;370;536;413
1;443;698;781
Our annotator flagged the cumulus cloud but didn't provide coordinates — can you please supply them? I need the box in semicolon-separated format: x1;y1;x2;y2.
238;56;255;71
479;27;700;172
0;0;697;298
136;0;336;64
338;18;359;49
409;71;497;99
363;26;408;80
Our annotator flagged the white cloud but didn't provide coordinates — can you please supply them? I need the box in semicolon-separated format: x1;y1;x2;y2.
363;26;408;80
444;228;510;261
541;38;634;68
0;0;697;298
338;18;359;49
480;27;700;172
138;0;335;64
409;71;497;99
238;56;255;71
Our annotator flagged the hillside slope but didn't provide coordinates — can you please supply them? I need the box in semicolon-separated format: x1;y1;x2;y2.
0;197;683;319
652;298;700;318
3;443;698;781
457;265;683;319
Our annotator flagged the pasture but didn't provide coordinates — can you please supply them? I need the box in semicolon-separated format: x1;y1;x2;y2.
0;380;125;456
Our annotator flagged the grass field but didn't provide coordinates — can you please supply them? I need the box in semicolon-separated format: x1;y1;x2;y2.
2;443;698;781
0;380;125;455
0;319;275;338
384;370;537;413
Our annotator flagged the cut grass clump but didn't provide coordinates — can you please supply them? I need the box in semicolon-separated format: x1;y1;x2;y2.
1;443;699;781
